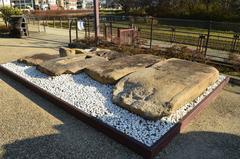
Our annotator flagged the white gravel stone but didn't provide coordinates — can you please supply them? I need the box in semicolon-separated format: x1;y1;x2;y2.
1;62;226;147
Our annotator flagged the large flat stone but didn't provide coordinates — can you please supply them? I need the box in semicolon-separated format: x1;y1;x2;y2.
37;54;107;76
85;54;164;84
18;53;59;65
113;58;219;120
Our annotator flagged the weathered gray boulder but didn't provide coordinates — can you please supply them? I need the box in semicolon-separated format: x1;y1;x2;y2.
113;58;219;120
37;54;107;76
85;54;164;84
18;53;59;66
59;47;76;57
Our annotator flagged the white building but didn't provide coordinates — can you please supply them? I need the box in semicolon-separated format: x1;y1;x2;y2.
0;0;11;7
11;0;34;9
77;0;119;9
101;0;120;8
76;0;91;9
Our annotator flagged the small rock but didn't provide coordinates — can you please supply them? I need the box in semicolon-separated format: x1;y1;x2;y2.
75;49;85;54
59;47;76;57
94;49;124;60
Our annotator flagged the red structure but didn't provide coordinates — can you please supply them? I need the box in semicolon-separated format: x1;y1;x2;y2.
117;28;139;45
49;4;58;10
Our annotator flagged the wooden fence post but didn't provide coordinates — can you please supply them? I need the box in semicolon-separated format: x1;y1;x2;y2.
60;17;62;28
149;17;154;49
53;18;55;28
204;20;212;62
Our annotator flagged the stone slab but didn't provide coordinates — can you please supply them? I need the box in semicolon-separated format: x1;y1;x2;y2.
113;58;219;120
85;54;164;84
18;53;59;66
37;54;107;76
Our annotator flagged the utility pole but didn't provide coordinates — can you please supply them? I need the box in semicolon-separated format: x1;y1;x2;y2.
93;0;100;40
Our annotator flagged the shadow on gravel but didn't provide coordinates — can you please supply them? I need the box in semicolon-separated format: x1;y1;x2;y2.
23;67;49;79
1;73;240;159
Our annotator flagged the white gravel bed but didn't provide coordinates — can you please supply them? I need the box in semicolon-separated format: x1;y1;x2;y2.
1;62;226;146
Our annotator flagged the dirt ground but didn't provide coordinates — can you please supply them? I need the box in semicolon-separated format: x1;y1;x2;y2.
0;33;240;159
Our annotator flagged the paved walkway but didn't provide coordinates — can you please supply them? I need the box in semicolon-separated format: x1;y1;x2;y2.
28;23;85;44
29;23;231;63
0;28;240;159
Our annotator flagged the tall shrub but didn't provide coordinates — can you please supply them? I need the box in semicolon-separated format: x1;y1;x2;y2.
0;7;22;26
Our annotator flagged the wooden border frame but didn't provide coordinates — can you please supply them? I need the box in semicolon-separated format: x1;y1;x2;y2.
0;65;229;159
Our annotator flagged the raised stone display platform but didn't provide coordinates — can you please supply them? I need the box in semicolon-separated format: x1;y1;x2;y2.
0;62;229;159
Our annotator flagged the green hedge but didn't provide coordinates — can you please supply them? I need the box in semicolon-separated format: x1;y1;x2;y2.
0;7;22;26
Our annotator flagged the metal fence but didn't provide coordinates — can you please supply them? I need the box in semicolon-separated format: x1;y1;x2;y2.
27;15;240;68
104;16;240;67
99;16;240;52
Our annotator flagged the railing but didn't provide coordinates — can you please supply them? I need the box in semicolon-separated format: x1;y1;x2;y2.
29;9;93;18
26;14;240;68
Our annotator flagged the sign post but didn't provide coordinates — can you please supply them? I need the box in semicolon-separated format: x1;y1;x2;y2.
93;0;100;40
